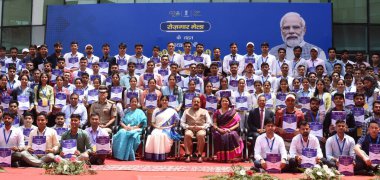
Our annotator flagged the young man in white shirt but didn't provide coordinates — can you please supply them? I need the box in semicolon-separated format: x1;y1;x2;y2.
114;43;130;74
289;120;324;172
73;57;93;79
324;120;355;169
165;42;181;65
84;44;99;63
194;43;211;68
272;48;291;77
0;112;25;167
255;42;276;76
128;44;150;76
243;42;259;72
223;43;244;76
252;119;288;172
63;41;84;71
21;112;60;167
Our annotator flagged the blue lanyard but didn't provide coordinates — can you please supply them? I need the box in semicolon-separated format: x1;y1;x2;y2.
335;135;346;155
3;129;12;145
310;111;319;122
91;130;99;143
262;76;269;83
293;59;299;70
8;81;14;90
301;136;309;149
41;87;47;97
266;137;275;152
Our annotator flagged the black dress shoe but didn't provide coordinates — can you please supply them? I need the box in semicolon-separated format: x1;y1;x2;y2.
250;166;260;172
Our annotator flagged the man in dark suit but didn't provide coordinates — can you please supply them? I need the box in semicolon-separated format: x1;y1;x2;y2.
247;94;274;157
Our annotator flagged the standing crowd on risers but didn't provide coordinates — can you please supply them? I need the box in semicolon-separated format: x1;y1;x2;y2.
0;41;380;176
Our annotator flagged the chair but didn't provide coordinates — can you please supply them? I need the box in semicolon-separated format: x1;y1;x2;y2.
175;126;211;161
241;112;252;162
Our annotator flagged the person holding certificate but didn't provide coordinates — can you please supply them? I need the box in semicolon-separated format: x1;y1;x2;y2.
351;93;371;140
252;119;288;173
203;81;217;116
275;93;304;148
85;113;109;165
323;93;356;140
233;79;253;130
52;76;70;121
123;77;142;109
106;72;125;118
212;97;243;162
161;74;183;112
362;101;380;138
182;63;204;93
57;114;92;162
262;81;276;113
354;120;380;176
34;73;54;116
275;78;290;109
141;79;162;126
324;120;355;171
10;74;35;113
182;80;203;110
138;60;163;90
0;112;25;167
145;96;180;161
289;121;324;172
180;96;212;163
312;79;332;120
247;94;275;157
21;113;59;167
296;78;313;113
113;97;147;161
215;77;234;101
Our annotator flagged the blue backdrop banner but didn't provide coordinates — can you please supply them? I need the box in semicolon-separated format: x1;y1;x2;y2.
46;3;332;58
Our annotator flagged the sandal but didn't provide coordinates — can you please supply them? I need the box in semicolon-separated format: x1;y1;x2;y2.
184;154;191;162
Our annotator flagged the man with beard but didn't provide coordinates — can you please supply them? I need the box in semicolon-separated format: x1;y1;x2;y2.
0;112;25;167
21;112;59;167
223;42;244;76
269;12;326;61
289;121;323;172
275;93;304;149
351;93;372;139
289;46;308;77
165;42;181;65
84;44;99;63
33;44;50;72
324;120;355;169
5;47;22;73
47;42;63;69
323;93;356;139
362;101;380;136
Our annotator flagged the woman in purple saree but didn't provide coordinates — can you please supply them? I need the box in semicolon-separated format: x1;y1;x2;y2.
212;97;244;162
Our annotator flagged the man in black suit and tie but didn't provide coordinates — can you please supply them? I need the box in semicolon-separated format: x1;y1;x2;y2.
247;94;275;157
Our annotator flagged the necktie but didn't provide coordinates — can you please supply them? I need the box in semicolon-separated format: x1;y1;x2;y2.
260;109;264;129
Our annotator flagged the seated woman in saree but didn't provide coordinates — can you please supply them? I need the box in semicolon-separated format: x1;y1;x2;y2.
144;95;181;161
112;97;147;161
212;97;244;162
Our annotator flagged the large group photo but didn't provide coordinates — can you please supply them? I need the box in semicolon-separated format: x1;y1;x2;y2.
0;1;379;180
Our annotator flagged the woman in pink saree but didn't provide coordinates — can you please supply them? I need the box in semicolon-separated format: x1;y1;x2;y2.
212;97;243;162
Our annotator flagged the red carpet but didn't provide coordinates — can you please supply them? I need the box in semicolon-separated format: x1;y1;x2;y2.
0;159;376;179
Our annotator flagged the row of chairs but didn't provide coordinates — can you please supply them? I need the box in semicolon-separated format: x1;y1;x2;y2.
105;111;253;161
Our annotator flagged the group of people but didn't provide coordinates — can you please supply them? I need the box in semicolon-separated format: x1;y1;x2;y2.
0;40;380;175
